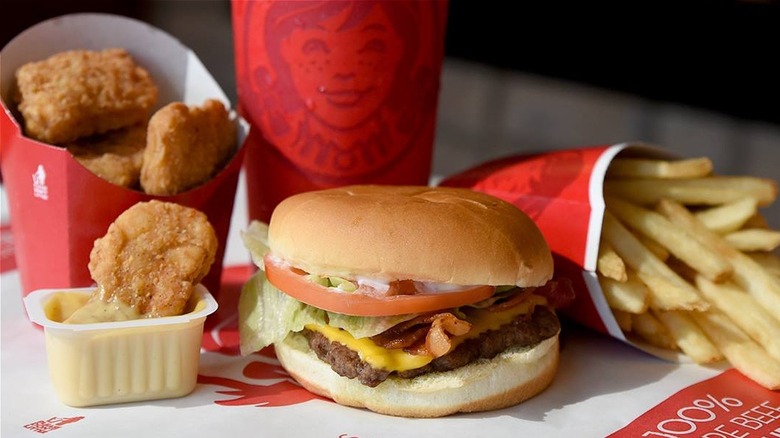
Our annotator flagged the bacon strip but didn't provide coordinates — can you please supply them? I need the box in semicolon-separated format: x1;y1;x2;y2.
368;281;575;359
371;312;471;358
425;313;472;357
482;280;574;312
483;287;535;312
535;278;575;309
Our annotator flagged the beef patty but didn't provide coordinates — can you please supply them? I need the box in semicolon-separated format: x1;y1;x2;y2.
302;306;560;387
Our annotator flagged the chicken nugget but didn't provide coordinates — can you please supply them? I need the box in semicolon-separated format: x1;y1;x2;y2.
65;123;147;188
140;99;236;195
88;200;218;318
15;48;158;144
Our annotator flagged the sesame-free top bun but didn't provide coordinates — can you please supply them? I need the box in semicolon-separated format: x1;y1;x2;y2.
268;185;553;287
275;330;560;418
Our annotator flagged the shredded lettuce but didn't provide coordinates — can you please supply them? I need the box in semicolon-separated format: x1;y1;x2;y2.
240;220;358;292
238;271;325;355
327;309;415;338
466;286;520;309
306;275;357;292
240;221;270;270
238;272;418;356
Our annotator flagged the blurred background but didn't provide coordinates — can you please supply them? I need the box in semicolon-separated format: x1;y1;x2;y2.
2;0;778;226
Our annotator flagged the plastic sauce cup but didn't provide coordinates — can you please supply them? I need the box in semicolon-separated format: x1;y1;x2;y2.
24;285;218;407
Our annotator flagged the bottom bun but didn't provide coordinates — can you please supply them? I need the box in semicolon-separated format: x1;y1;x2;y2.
274;331;560;418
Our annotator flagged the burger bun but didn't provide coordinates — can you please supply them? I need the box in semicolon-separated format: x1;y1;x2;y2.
268;185;553;288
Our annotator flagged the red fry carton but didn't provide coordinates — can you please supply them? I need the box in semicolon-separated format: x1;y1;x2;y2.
0;13;248;300
440;142;686;360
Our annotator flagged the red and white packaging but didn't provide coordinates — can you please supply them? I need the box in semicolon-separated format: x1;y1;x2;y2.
0;13;248;300
609;369;780;437
440;142;692;360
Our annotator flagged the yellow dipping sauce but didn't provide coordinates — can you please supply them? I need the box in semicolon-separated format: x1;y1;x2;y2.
44;292;141;324
64;299;141;323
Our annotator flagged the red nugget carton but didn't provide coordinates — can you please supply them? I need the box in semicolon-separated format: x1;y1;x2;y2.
440;143;690;360
0;13;248;299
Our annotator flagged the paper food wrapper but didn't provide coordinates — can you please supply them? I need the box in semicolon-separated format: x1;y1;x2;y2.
440;142;688;361
0;13;248;299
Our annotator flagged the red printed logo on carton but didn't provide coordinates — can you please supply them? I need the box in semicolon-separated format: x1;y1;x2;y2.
609;369;780;437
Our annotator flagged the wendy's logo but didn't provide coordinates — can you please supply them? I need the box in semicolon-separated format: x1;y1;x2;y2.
237;0;446;179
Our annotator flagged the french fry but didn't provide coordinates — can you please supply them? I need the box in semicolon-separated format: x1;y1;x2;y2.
743;213;769;229
694;198;758;234
604;176;778;207
654;310;722;364
695;276;780;362
664;256;697;283
601;211;708;311
632;311;677;350
606;157;713;179
602;154;780;390
597;240;627;282
606;197;732;282
612;308;633;332
636;271;704;311
748;252;780;278
636;234;670;261
690;310;780;390
599;271;648;313
657;199;780;322
724;228;780;252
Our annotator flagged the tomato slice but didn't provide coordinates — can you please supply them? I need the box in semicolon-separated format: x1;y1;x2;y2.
264;256;496;316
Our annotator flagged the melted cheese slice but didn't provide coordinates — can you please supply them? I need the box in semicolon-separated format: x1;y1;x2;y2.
308;323;434;371
305;294;548;372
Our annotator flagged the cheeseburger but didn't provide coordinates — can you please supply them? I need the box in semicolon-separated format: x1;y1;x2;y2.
239;185;573;417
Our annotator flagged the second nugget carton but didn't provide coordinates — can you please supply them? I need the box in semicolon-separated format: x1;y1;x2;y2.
0;13;248;300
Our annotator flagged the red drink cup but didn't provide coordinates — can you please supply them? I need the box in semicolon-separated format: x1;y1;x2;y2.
232;0;449;222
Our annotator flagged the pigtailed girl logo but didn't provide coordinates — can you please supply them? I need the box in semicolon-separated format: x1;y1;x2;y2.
236;0;446;180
